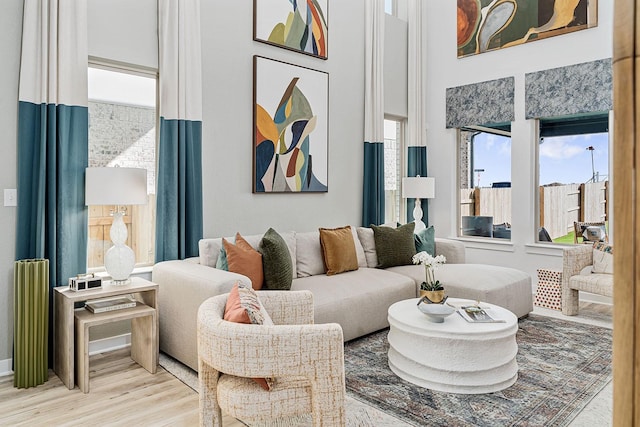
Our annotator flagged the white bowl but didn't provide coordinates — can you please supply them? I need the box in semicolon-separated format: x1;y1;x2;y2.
417;302;456;323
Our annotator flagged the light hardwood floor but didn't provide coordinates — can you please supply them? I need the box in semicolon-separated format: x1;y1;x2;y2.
0;301;613;427
0;350;206;426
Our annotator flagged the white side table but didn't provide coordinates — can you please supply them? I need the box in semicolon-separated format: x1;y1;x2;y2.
387;298;518;394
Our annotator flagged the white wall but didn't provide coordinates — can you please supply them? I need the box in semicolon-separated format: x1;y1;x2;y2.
424;1;614;284
0;0;23;363
87;0;158;69
0;0;366;365
199;1;365;237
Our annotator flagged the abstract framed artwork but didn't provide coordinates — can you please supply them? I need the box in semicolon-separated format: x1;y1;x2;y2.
457;0;598;58
254;0;328;59
253;56;329;193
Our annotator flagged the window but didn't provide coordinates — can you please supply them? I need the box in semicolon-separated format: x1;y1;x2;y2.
87;65;157;269
385;0;395;15
458;125;512;239
384;118;405;224
537;113;610;244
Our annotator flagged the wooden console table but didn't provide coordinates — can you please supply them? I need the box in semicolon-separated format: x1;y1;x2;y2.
53;277;159;390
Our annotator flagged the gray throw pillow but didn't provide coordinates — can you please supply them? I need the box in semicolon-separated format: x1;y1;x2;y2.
259;228;293;290
371;222;416;268
414;226;435;256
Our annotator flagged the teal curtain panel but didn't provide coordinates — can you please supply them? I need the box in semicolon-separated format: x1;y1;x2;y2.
15;1;89;367
362;1;385;226
362;142;385;226
156;0;204;262
156;118;203;260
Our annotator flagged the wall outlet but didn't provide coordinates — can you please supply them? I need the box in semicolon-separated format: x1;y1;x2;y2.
4;189;17;207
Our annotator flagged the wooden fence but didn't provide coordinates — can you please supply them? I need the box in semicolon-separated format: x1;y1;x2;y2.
88;194;156;269
460;181;608;239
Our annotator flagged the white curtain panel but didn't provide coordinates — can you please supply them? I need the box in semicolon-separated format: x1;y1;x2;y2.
407;0;426;148
19;0;88;107
364;0;385;143
158;0;203;121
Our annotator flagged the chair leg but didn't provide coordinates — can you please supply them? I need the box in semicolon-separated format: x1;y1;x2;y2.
199;358;222;427
310;375;346;426
562;287;580;316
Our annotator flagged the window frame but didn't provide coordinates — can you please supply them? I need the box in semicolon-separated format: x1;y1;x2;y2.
457;124;513;241
535;112;611;245
383;115;407;225
87;59;160;272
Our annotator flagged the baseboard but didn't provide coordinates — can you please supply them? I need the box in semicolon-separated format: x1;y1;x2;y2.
89;333;131;356
0;358;12;377
0;334;132;378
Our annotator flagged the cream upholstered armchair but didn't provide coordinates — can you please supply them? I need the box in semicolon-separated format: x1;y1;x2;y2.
562;244;613;315
197;290;346;427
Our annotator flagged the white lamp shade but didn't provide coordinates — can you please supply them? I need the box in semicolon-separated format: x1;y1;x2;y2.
402;176;435;199
85;167;148;206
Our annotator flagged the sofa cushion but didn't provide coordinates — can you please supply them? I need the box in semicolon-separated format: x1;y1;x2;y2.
223;282;274;390
296;231;325;277
200;231;297;279
290;268;415;341
215;236;235;271
259;228;293;290
356;227;378;268
568;273;613;296
372;223;416;268
215;246;229;270
319;226;359;275
414;226;435;256
224;234;264;290
592;242;613;274
350;226;368;268
224;282;273;325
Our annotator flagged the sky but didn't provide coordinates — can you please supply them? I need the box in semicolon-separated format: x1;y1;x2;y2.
472;132;609;187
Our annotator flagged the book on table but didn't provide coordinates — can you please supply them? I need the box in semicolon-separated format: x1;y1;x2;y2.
457;305;505;323
85;296;137;313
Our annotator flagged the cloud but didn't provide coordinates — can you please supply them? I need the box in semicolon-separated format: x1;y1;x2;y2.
539;137;584;160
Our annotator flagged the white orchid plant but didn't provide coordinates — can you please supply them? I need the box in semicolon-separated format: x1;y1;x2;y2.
412;252;447;291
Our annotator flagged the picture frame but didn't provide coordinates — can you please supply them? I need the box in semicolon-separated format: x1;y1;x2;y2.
253;55;329;193
253;0;328;60
457;0;598;58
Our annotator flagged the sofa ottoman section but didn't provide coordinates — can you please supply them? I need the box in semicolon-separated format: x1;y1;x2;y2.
387;264;533;318
291;268;415;341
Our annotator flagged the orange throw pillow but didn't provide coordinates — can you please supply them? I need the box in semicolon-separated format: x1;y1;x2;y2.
223;282;274;390
223;233;264;290
319;226;359;275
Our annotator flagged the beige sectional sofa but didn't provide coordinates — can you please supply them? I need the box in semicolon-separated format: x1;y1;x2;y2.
152;227;532;371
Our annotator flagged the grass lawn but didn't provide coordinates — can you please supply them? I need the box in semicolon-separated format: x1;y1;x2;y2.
553;232;575;244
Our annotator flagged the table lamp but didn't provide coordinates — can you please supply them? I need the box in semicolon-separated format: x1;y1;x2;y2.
85;167;148;284
402;176;435;232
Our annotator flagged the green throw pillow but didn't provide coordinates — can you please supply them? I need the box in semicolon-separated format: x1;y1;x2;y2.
259;228;293;290
216;236;235;271
371;222;416;268
215;247;229;270
414;226;435;256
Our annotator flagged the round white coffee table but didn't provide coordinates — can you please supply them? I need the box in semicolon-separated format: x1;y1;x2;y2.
387;298;518;394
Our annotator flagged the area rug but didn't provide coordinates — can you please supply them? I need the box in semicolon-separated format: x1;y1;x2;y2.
344;314;612;427
159;314;611;427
